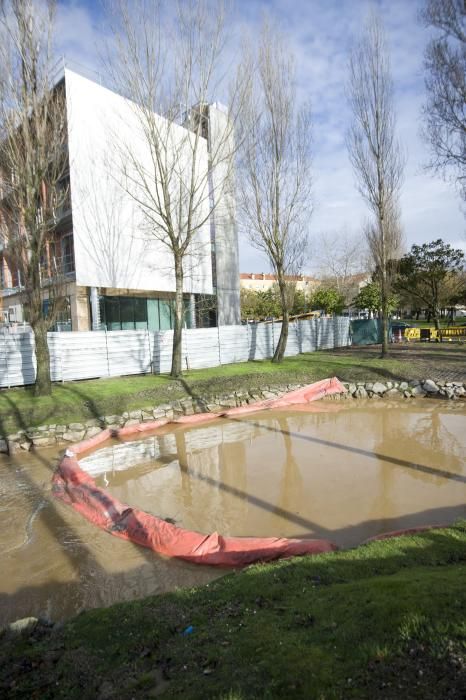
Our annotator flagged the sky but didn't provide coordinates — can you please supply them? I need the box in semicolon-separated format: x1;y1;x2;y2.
54;0;466;274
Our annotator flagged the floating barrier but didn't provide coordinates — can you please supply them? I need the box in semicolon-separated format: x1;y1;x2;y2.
52;377;344;567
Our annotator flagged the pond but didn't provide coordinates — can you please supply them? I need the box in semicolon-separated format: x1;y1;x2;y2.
1;399;465;625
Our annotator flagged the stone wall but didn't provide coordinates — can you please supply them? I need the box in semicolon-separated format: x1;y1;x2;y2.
1;379;464;454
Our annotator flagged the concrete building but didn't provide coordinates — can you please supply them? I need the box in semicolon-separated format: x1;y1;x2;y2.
0;69;241;331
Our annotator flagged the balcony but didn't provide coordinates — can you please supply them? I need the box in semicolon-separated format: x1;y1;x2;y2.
40;253;75;283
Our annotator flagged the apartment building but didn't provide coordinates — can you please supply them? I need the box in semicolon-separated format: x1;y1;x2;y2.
0;69;241;331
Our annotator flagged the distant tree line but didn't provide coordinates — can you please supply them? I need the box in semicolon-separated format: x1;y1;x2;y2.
240;285;346;321
352;239;465;326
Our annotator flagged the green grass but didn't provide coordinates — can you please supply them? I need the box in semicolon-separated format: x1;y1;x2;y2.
404;318;466;328
0;345;464;435
2;524;466;698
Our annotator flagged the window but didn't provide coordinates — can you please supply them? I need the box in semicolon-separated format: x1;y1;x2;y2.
61;233;75;274
99;296;196;331
134;297;148;329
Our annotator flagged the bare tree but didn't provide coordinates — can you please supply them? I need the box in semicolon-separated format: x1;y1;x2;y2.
347;14;405;357
315;228;368;303
237;20;313;362
421;0;466;200
0;0;69;396
106;0;245;377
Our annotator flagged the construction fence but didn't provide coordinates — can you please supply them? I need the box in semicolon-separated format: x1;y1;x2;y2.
0;317;351;388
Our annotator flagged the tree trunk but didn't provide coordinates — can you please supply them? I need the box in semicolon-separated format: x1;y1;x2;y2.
433;312;440;331
273;277;289;363
380;283;389;358
171;257;184;378
33;323;52;397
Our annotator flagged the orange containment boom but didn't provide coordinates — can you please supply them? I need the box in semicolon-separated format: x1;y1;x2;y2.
52;377;345;567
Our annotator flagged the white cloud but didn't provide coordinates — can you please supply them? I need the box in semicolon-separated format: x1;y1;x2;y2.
55;0;466;271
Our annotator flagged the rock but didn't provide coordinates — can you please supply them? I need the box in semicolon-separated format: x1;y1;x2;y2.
455;386;465;396
386;382;393;389
129;410;142;420
412;385;427;397
62;430;85;442
55;425;67;433
0;439;8;453
355;386;367;399
7;440;20;454
409;380;421;387
262;391;278;399
85;426;102;438
371;393;381;399
422;379;439;394
104;415;123;426
219;398;237;408
372;382;387;395
180;399;194;416
446;388;455;399
68;422;85;431
32;436;55;447
348;383;357;395
399;382;409;391
85;418;102;427
123;419;140;427
141;411;154;421
19;441;32;451
403;390;412;398
386;388;399;397
5;617;38;638
153;408;167;419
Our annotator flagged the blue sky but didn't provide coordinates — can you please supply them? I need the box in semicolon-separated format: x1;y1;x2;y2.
55;0;465;273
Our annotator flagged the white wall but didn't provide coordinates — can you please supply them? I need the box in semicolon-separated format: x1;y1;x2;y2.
65;70;213;295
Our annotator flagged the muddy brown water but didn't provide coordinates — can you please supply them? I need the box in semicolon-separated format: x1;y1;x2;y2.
1;399;465;626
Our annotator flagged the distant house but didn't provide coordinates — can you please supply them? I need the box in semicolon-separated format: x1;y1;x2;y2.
0;69;240;331
240;272;319;296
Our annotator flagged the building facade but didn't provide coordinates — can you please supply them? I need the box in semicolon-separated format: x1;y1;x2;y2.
240;272;319;296
0;69;241;331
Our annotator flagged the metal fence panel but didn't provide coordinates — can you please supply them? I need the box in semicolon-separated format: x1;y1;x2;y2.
182;327;220;370
0;317;351;388
219;325;249;365
0;330;36;388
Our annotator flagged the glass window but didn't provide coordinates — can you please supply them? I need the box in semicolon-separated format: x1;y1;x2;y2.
159;299;172;330
119;297;134;330
147;298;160;331
134;297;148;330
105;297;121;330
183;299;192;329
61;233;75;274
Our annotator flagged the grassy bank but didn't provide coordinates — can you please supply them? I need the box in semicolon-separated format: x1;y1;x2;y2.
2;524;466;698
0;344;465;435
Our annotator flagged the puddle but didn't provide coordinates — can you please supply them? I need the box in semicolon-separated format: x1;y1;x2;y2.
89;400;466;547
1;399;465;625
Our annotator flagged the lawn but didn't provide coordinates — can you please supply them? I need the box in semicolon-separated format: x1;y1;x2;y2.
0;343;465;435
2;524;466;698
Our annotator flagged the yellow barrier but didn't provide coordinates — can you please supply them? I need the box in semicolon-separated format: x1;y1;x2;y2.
438;327;466;338
404;326;465;341
404;327;439;340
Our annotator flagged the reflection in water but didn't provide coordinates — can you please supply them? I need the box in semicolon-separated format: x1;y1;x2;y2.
1;399;465;626
95;400;466;547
